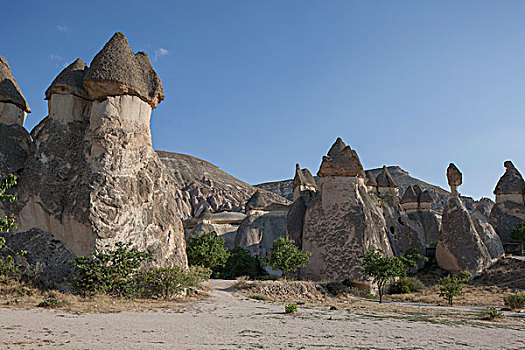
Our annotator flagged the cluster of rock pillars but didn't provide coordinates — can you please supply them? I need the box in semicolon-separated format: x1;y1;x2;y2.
1;33;524;288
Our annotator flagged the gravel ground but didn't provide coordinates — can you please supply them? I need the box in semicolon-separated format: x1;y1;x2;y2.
0;279;524;349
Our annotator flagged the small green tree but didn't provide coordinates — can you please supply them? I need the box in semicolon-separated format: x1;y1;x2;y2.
437;271;471;306
511;222;525;255
0;174;23;278
186;232;230;272
221;246;267;280
267;237;310;279
361;249;407;303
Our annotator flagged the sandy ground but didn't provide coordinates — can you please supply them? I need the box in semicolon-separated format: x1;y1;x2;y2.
0;280;524;349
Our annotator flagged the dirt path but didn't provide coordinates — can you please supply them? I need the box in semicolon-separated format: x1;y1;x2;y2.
1;279;524;349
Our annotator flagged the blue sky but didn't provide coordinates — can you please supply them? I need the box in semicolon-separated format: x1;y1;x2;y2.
3;0;525;199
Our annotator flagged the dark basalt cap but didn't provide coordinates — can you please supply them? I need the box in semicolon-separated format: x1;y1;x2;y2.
412;184;423;197
0;56;31;113
246;190;268;210
318;138;365;177
494;160;525;195
365;170;377;187
447;163;462;187
83;32;165;108
419;190;433;203
400;186;418;204
376;166;399;188
45;58;89;100
293;164;317;190
197;205;212;220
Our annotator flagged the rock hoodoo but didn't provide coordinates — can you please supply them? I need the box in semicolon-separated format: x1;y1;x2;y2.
437;164;492;275
11;33;187;267
292;164;317;201
300;138;392;283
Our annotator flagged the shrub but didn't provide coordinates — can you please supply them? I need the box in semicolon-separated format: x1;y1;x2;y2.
480;307;504;321
511;222;525;254
38;298;59;308
250;294;269;301
72;242;154;297
329;305;338;310
361;250;408;303
389;277;425;294
186;232;230;272
221;246;267;280
267;237;311;279
437;271;471;306
285;303;298;314
503;293;525;310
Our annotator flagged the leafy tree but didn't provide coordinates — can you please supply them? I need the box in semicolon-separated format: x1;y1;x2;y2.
511;222;525;255
361;249;407;303
186;232;230;272
0;174;23;278
437;271;471;306
267;237;310;279
221;246;267;280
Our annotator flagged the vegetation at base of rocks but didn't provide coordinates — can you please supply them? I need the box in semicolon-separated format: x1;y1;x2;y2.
510;222;525;254
73;242;209;299
284;303;298;313
437;271;471;306
218;246;267;280
479;307;504;321
249;294;269;301
329;305;338;310
186;232;230;273
389;277;425;294
361;250;409;303
37;297;59;308
267;237;311;279
503;292;525;310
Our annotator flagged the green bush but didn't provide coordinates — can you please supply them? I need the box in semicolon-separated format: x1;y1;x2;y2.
72;242;154;297
361;249;408;303
389;277;425;294
38;298;59;308
480;307;504;321
220;246;267;280
267;237;311;279
186;232;230;272
0;174;23;280
285;303;298;314
136;265;211;299
250;294;269;301
437;271;471;306
504;293;525;310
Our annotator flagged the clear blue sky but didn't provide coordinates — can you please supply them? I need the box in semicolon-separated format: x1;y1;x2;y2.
3;0;525;199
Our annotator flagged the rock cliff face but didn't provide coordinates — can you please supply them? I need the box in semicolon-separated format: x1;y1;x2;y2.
10;33;187;267
301;139;392;283
158;151;290;219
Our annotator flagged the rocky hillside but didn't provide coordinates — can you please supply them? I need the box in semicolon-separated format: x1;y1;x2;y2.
158;151;290;219
256;165;487;213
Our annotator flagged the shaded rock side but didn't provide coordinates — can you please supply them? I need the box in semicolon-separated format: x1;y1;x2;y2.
301;176;392;283
436;197;492;276
286;196;311;249
0;123;32;177
157;151;290;220
381;202;426;257
471;208;504;261
0;56;30;113
234;209;288;258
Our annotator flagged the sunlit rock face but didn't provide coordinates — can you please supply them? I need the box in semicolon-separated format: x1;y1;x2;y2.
15;33;187;267
300;139;392;284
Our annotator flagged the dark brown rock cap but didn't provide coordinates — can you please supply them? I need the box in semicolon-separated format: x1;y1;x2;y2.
45;58;89;100
376;166;399;188
419;190;433;203
447;163;462;187
83;32;165;109
400;186;418;204
0;56;31;113
365;170;377;187
246;190;268;210
293;164;317;189
318;138;365;177
494;160;525;195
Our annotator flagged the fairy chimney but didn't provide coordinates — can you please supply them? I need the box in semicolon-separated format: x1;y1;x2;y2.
0;56;30;126
447;163;462;197
292;164;317;200
493;161;525;205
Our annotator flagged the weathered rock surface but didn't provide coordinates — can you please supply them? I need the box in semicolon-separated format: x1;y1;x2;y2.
158;151;290;219
286;195;311;249
317;138;365;177
471;206;504;261
436;197;492;275
0;56;30;114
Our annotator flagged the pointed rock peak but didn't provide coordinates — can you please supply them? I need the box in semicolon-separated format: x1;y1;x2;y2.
412;184;423;197
419;190;433;203
246;190;268;210
83;32;165;108
400;186;418;203
447;163;462;187
376;166;399;188
197;205;212;220
294;164;317;189
0;56;31;113
327;137;347;157
494;160;525;195
45;58;89;100
365;170;377;187
318;138;364;177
